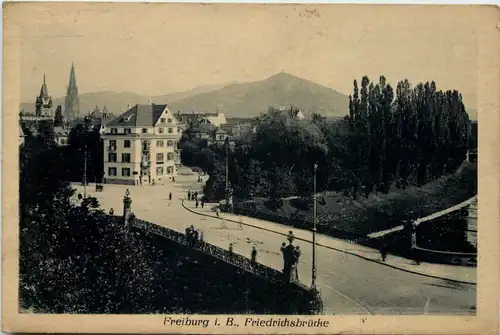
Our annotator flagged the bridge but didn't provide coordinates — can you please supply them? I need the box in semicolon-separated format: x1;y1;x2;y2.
72;167;476;315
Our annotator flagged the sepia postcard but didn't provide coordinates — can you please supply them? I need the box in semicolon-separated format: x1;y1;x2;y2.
2;2;500;334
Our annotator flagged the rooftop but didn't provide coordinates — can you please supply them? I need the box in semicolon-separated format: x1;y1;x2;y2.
106;104;168;127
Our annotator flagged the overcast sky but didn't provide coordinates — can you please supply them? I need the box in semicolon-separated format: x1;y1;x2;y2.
10;3;478;109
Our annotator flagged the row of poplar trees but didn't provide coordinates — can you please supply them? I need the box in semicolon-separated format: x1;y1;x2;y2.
346;76;471;198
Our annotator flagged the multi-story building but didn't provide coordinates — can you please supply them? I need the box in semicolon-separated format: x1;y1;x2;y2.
102;103;182;185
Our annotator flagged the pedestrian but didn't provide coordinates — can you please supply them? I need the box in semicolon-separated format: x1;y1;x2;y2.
169;192;172;201
412;247;421;265
380;244;388;262
152;179;155;186
293;246;301;280
199;231;204;243
251;246;257;264
216;207;221;218
194;191;198;199
281;242;287;271
187;189;191;200
229;243;234;257
109;208;114;215
185;227;191;245
195;200;199;208
172;176;175;183
201;199;205;208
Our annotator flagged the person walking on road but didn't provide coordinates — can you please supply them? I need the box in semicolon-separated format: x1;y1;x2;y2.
187;189;191;200
380;243;388;262
251;246;257;265
216;207;221;218
169;192;172;201
194;191;198;200
195;200;199;208
201;198;205;208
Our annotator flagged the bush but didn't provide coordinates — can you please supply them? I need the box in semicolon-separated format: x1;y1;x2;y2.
290;197;313;211
264;198;284;211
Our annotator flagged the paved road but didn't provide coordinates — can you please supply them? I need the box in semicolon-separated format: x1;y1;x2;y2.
73;169;476;315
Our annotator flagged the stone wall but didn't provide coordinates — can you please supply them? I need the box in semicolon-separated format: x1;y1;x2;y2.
130;218;322;314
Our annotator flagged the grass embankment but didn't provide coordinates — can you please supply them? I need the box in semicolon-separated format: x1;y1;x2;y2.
20;216;313;314
233;163;477;256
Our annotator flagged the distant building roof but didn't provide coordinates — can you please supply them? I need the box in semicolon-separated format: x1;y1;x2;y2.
205;113;227;127
107;104;168;127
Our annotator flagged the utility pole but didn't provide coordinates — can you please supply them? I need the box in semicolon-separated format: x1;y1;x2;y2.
312;163;318;290
83;144;87;199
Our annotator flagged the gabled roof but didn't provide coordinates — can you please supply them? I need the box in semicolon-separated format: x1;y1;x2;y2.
106;104;168;127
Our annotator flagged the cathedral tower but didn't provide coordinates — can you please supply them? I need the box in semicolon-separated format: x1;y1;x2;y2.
35;74;53;117
64;63;80;122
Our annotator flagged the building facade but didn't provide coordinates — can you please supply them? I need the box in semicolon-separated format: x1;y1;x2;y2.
102;103;182;185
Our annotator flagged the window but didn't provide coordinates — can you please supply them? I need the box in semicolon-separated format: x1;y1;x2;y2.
122;153;131;163
111;128;117;134
156;140;164;147
124;140;131;148
124;128;131;134
167;153;174;161
168;127;173;134
142;128;147;134
157;153;164;162
159;128;164;134
167;118;173;123
108;167;117;176
108;153;117;162
122;168;131;177
219;135;225;140
167;166;173;174
109;140;117;151
167;140;173;147
160;118;166;123
156;167;164;175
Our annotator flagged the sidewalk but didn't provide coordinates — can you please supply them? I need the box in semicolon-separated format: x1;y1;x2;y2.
183;201;477;285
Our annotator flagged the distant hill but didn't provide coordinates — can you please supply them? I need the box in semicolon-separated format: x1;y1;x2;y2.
20;73;477;120
168;72;350;118
19;83;231;116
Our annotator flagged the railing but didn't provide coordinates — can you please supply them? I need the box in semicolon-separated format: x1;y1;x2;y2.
132;219;282;282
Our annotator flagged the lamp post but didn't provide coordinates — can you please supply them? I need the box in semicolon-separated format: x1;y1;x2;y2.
312;163;318;290
83;144;88;198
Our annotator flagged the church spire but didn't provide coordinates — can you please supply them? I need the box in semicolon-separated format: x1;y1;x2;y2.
64;62;80;122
